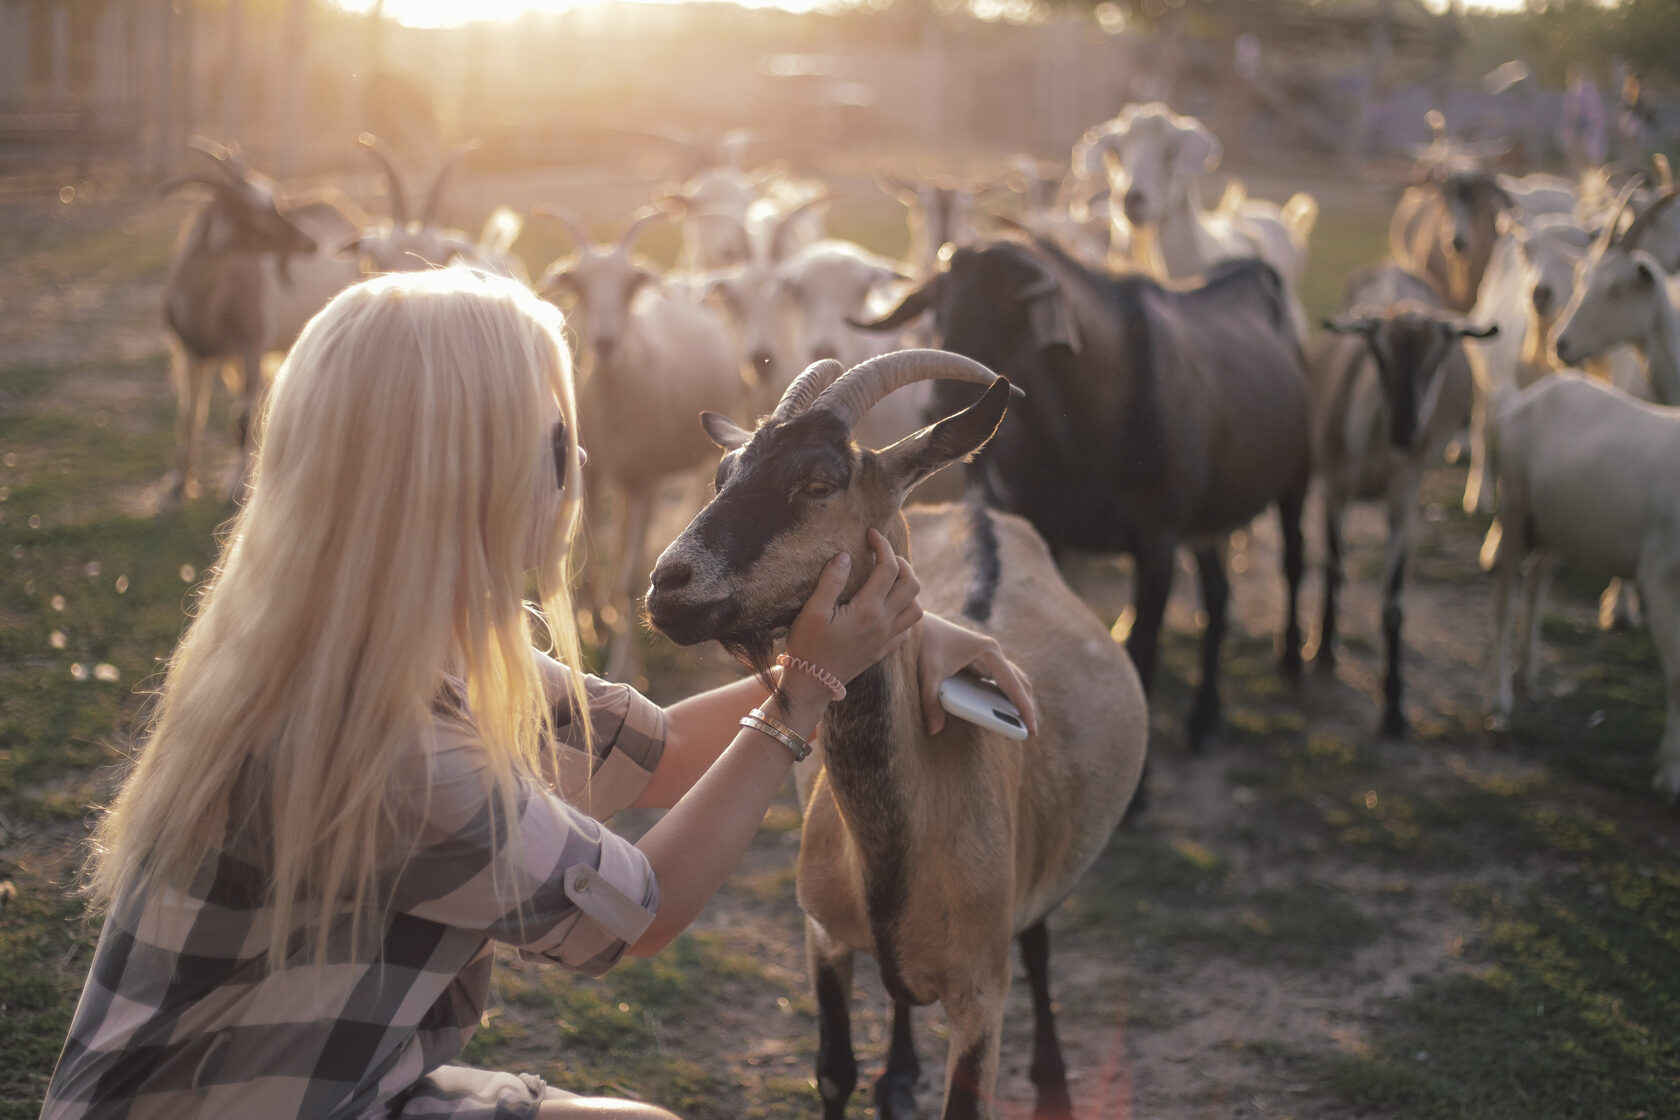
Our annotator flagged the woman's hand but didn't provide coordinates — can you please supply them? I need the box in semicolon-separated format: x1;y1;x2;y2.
781;529;922;720
916;612;1039;736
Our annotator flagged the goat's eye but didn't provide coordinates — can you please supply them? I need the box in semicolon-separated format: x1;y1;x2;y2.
803;480;837;499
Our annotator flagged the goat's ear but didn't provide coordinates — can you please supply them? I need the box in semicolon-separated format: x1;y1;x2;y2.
700;411;752;451
876;377;1011;494
849;274;941;333
1636;259;1659;287
1170;121;1221;177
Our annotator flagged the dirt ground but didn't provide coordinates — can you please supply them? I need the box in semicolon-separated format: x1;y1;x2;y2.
5;167;1676;1119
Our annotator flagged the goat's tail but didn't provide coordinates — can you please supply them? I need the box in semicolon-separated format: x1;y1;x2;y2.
1282;192;1319;251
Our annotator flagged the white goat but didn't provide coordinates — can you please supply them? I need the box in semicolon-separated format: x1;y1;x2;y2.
160;137;362;502
877;173;995;279
1489;373;1680;800
1495;172;1579;221
773;239;929;451
1552;188;1680;408
340;134;528;282
1310;263;1494;734
663;162;826;273
646;351;1147;1120
1082;102;1318;331
535;206;747;680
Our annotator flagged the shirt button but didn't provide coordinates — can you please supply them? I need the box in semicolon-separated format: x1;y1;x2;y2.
574;871;591;891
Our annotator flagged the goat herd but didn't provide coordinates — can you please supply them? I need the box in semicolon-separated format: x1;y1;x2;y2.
156;101;1680;1118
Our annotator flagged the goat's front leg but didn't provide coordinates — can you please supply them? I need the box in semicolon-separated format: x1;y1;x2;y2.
228;346;265;504
874;1000;921;1120
1019;919;1073;1120
1516;553;1554;698
1187;542;1230;755
1379;482;1418;737
1633;559;1680;801
1463;388;1495;514
1317;490;1347;673
1277;479;1308;679
168;351;214;501
604;486;655;681
808;921;858;1120
1122;537;1176;696
937;955;1010;1120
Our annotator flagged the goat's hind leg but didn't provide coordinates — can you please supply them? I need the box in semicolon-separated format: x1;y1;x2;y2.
1019;919;1073;1120
1633;560;1680;802
808;922;859;1120
874;1001;921;1120
1186;542;1230;755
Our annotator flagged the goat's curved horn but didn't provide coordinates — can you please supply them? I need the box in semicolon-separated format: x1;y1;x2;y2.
1620;188;1680;253
419;139;481;226
771;358;847;423
187;136;241;180
770;193;830;264
532;205;596;251
1595;179;1643;256
1652;153;1673;193
617;207;667;256
811;349;1020;433
358;133;410;227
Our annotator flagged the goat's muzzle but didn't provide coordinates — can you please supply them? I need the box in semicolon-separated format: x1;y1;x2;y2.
1532;284;1555;318
646;561;739;646
1123;189;1149;225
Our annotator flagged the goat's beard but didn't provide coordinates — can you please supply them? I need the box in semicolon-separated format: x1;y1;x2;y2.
715;606;801;690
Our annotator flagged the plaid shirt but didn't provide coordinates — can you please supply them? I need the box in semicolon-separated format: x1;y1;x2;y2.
41;661;666;1120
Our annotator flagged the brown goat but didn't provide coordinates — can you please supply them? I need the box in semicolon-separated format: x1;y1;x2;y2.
647;351;1146;1120
160;138;361;501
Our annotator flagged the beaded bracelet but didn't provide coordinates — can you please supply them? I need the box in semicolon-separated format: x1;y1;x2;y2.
776;653;847;702
741;707;812;762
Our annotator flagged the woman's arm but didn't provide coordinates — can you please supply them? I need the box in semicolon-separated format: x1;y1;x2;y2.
629;674;777;811
627;530;919;956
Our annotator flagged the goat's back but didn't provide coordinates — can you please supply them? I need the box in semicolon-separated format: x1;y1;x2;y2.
904;502;1146;929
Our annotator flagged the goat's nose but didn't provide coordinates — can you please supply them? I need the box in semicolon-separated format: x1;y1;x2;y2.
650;557;694;595
595;337;618;366
1123;189;1147;221
1532;285;1554;316
1554;336;1574;364
1451;234;1468;254
750;349;774;373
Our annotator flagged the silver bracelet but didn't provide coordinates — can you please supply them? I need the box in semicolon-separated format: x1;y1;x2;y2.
740;707;812;762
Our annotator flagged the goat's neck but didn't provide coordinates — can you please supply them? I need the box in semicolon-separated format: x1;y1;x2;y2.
816;514;922;860
1642;283;1680;407
1153;179;1212;280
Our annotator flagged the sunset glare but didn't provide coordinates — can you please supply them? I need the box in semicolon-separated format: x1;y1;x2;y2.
336;0;834;29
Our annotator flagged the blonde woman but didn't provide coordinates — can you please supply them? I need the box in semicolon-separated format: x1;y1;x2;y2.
40;269;1034;1120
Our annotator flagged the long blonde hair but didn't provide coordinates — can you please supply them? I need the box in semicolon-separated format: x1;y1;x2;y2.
89;269;590;966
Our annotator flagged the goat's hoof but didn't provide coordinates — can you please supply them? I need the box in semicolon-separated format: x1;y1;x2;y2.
1380;709;1409;739
1485;710;1511;736
872;1072;917;1120
1187;723;1219;757
1033;1089;1075;1120
1313;649;1337;676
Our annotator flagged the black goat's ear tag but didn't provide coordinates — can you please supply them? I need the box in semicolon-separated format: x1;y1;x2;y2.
878;378;1011;493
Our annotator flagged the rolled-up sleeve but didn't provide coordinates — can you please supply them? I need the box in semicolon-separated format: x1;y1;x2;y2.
394;732;659;977
535;651;666;820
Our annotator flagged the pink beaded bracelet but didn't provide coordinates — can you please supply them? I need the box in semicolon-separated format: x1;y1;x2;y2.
777;653;847;702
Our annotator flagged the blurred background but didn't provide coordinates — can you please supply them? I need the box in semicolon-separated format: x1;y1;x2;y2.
2;0;1675;186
